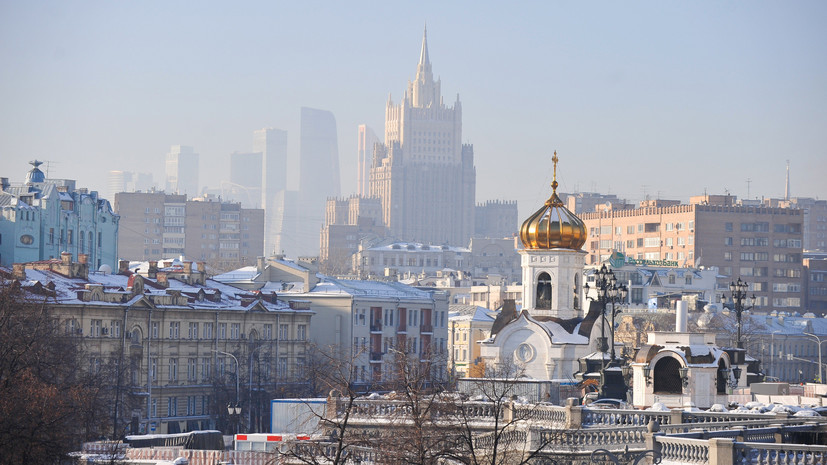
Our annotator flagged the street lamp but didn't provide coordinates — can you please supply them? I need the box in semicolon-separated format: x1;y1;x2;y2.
213;349;240;433
248;343;267;432
730;365;742;389
725;278;755;349
678;366;690;389
643;365;652;386
227;402;242;435
803;332;826;384
584;265;629;362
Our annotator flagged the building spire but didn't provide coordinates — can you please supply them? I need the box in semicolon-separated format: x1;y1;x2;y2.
551;151;559;192
419;24;430;67
785;159;790;200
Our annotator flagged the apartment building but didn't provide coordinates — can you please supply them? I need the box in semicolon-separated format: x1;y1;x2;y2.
115;192;263;265
215;256;450;387
354;242;472;280
0;161;119;269
804;254;827;315
319;195;387;274
448;306;495;378
5;255;312;435
580;195;804;311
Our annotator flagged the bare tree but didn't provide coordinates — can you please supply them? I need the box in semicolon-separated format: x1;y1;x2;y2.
366;349;457;464
442;362;563;465
277;344;374;465
0;285;110;464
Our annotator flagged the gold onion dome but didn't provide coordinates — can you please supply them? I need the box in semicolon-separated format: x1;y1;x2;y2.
519;152;587;250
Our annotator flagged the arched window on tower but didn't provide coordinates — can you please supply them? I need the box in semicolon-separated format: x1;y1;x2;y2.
573;273;580;310
536;272;552;309
653;357;683;394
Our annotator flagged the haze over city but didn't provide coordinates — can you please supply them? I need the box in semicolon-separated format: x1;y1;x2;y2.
1;1;825;218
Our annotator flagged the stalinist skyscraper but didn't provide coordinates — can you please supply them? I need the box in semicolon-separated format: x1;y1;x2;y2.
369;28;475;246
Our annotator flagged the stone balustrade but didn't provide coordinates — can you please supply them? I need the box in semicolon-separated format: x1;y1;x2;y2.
582;407;673;427
656;436;711;464
735;443;827;465
534;425;649;451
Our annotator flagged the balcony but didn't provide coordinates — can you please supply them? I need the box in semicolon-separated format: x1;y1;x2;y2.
397;324;407;334
369;351;383;363
370;321;383;333
421;324;433;334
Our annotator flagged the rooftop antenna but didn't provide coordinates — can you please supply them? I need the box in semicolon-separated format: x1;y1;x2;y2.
746;178;752;199
44;160;60;178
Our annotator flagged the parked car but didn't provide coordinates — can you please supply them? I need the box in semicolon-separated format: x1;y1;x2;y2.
583;398;632;409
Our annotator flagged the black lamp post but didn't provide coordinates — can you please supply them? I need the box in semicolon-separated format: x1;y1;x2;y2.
584;264;629;399
726;278;755;349
584;264;628;362
227;402;242;435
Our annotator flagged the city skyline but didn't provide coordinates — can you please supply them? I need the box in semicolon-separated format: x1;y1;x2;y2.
1;1;825;220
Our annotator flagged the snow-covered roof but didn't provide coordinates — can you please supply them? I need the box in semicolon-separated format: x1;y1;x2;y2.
539;319;589;344
449;306;497;323
296;276;434;301
2;265;301;313
213;266;260;283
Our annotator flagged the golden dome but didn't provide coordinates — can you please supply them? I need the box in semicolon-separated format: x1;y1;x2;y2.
519;152;587;250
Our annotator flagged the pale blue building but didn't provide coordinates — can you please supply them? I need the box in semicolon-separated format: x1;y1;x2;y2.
0;161;119;269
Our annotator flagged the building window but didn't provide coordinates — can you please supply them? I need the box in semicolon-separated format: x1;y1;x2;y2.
203;322;213;339
168;397;177;417
188;358;197;381
90;319;102;337
202;357;211;381
297;325;307;341
536;272;552;309
230;323;240;339
279;324;289;340
169;358;178;382
169;322;180;339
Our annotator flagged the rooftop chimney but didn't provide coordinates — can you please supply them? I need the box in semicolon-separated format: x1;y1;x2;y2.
676;300;688;332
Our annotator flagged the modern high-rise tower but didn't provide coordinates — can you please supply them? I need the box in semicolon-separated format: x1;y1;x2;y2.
253;127;288;255
165;145;200;196
228;152;263;208
296;107;340;256
369;28;475;246
357;124;379;197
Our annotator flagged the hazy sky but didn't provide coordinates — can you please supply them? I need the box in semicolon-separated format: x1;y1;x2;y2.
1;1;825;218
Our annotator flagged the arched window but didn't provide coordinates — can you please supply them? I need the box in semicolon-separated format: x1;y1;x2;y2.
653;357;683;394
88;231;93;253
536;272;552;309
131;328;142;346
79;232;84;253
